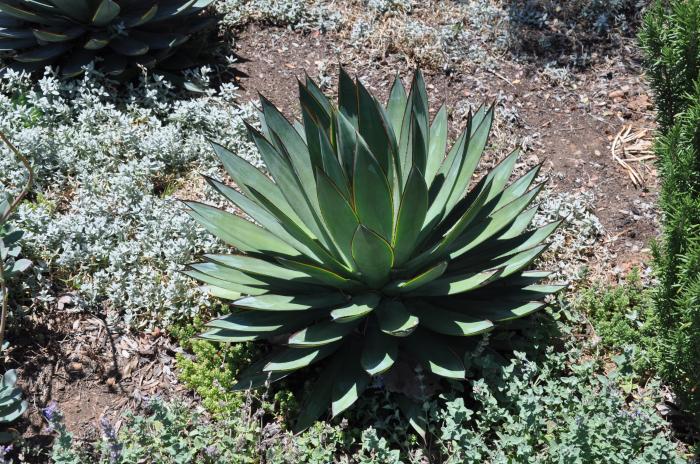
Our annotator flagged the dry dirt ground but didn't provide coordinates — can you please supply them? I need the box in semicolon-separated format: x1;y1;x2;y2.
13;24;659;449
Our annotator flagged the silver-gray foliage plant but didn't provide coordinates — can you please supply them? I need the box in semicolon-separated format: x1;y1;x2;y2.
0;66;263;327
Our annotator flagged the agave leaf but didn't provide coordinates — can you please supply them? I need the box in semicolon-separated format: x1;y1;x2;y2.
0;28;34;39
109;36;148;56
351;225;393;288
48;0;91;21
0;2;64;24
361;326;397;375
130;31;189;50
83;30;111;49
333;108;358;182
264;343;341;372
423;129;469;228
337;67;358;128
409;268;499;296
14;42;70;62
248;185;351;276
459;148;519;215
294;360;338;432
198;328;263;342
0;37;36;50
182;268;268;296
466;282;565;302
209;141;307;235
204;254;310;282
403;330;465;379
385;75;408;139
425;105;448;185
91;0;120;26
232;355;289;391
398;71;429;182
453;221;561;271
497;205;538;240
396;397;427;440
304;75;333;119
443;105;495;214
316;168;359;269
392;166;428;265
455;300;546;322
202;285;241;301
185;264;262;288
447;184;545;260
317;124;350;199
376;299;418;336
204;177;312;258
492;162;542;210
410;300;494;336
150;0;199;21
356;78;396;173
206;311;322;333
289;318;361;347
385;260;447;294
249;125;331;250
330;293;381;322
331;351;370;417
299;81;330;167
184;201;301;258
235;293;348;312
353;138;394;242
122;3;158;28
59;48;95;76
277;257;362;291
32;26;84;42
259;98;328;241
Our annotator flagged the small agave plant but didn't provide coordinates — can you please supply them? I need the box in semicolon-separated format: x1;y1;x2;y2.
0;369;26;427
184;69;564;430
0;0;214;77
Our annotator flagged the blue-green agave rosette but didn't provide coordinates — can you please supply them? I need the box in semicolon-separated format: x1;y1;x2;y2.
184;69;564;430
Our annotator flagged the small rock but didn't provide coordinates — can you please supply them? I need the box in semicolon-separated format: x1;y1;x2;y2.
67;362;83;373
608;89;625;99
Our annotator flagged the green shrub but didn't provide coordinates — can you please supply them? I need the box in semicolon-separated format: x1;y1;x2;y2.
185;68;564;432
650;84;700;421
639;0;700;131
640;0;700;425
576;270;656;373
433;347;684;463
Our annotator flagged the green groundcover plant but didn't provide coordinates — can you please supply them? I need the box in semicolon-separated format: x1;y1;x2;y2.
0;0;215;77
184;68;564;430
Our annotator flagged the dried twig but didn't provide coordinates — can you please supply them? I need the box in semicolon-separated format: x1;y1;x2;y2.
611;125;654;189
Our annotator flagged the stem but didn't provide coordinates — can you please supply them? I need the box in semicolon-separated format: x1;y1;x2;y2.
0;130;34;351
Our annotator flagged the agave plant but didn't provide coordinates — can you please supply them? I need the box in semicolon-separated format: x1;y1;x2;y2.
184;69;564;430
0;369;25;426
0;0;215;77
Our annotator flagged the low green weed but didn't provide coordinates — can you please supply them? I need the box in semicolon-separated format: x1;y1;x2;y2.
576;270;657;373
